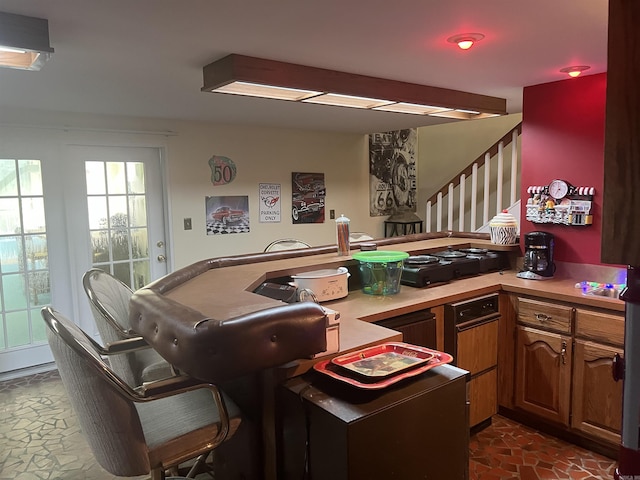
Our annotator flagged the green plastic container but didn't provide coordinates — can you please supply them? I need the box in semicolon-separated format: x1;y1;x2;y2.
352;250;410;295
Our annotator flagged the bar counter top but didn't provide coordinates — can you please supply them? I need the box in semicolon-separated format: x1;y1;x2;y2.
162;234;624;326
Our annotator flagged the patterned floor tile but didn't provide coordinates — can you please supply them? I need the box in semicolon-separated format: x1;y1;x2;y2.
1;371;620;479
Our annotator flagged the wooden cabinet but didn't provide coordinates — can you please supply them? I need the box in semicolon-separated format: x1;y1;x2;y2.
515;325;572;425
375;310;437;349
457;319;499;426
571;308;624;444
508;296;625;450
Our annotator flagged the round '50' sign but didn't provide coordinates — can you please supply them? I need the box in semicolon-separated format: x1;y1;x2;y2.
208;155;237;186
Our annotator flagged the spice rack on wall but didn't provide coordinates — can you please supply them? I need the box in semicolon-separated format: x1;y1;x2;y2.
525;179;594;226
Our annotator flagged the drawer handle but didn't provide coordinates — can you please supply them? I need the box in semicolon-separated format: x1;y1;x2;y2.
535;312;552;322
561;341;567;365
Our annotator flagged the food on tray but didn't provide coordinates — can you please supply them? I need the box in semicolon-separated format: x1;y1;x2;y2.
339;351;429;377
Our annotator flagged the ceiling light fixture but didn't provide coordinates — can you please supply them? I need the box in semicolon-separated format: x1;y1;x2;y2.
0;11;54;71
202;54;506;119
559;65;591;78
447;33;485;50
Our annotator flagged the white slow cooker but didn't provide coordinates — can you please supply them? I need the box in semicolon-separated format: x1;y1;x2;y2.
290;267;350;302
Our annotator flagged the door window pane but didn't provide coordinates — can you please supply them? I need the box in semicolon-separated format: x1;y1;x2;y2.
131;228;148;259
129;195;147;227
0;159;50;353
86;159;151;289
87;196;108;229
127;162;145;194
31;308;46;342
0;198;20;235
24;234;48;271
3;273;28;310
90;230;110;263
106;162;126;194
0;236;20;273
6;310;30;348
21;197;45;233
112;262;131;286
18;160;43;196
132;261;150;290
85;161;106;195
111;230;130;261
0;159;18;196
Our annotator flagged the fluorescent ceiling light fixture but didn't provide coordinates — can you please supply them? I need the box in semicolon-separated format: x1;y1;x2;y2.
202;54;507;120
302;93;393;109
215;81;322;101
373;102;453;115
429;110;501;120
0;12;54;71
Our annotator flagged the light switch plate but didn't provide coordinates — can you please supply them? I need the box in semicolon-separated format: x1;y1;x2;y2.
184;218;192;230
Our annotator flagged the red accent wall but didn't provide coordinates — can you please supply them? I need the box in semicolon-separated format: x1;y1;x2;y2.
520;73;607;266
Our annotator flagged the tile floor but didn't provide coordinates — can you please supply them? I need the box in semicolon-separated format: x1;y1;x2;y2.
1;370;619;480
470;416;617;479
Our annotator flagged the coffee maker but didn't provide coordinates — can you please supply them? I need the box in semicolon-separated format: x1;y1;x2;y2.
517;231;555;280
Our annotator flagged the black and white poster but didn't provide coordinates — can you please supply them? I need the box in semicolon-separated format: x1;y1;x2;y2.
368;128;417;216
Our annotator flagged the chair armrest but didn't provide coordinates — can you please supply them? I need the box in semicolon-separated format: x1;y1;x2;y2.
134;374;206;398
98;336;152;355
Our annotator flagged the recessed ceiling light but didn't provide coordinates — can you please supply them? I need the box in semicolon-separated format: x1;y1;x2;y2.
447;33;485;50
559;65;591;78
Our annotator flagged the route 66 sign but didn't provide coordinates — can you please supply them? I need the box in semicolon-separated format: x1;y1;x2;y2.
209;155;237;186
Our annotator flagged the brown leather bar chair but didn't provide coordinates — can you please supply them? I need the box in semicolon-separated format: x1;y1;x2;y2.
42;306;242;480
82;268;173;386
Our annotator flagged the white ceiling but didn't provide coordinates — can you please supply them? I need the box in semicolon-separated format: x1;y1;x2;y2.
0;0;608;134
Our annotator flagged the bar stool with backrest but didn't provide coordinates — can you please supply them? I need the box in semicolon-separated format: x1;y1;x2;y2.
41;306;243;480
82;268;174;387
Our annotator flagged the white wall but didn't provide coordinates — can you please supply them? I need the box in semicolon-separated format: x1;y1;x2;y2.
165;120;380;267
0;107;519;270
416;114;523;204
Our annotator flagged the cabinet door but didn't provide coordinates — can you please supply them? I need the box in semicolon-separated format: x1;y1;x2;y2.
515;326;572;425
457;319;498;375
572;339;623;444
376;312;436;349
469;369;498;427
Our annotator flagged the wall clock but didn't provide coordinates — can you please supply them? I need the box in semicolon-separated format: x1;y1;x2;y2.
548;179;571;200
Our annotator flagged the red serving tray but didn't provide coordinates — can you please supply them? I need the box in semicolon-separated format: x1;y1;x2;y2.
313;343;453;390
331;342;436;379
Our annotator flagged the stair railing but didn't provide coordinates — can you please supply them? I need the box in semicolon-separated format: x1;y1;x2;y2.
425;122;522;232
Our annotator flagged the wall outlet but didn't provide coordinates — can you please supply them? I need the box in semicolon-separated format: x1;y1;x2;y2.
330;209;335;219
184;218;192;230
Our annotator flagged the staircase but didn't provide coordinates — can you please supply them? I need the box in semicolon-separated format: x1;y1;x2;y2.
425;122;522;233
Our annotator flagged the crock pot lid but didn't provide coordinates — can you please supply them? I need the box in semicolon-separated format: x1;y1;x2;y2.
291;267;348;278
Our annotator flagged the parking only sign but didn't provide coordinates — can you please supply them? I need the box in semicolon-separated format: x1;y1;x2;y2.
259;183;281;223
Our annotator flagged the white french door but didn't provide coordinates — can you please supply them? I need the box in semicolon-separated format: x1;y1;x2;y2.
65;145;169;335
0;135;169;375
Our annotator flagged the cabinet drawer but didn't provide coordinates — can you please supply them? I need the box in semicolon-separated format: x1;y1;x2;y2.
517;297;573;333
575;309;624;347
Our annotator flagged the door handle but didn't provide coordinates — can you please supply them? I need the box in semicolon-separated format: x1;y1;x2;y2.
560;341;567;365
157;254;166;262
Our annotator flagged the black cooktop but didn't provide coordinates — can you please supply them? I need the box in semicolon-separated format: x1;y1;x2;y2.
401;248;507;288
